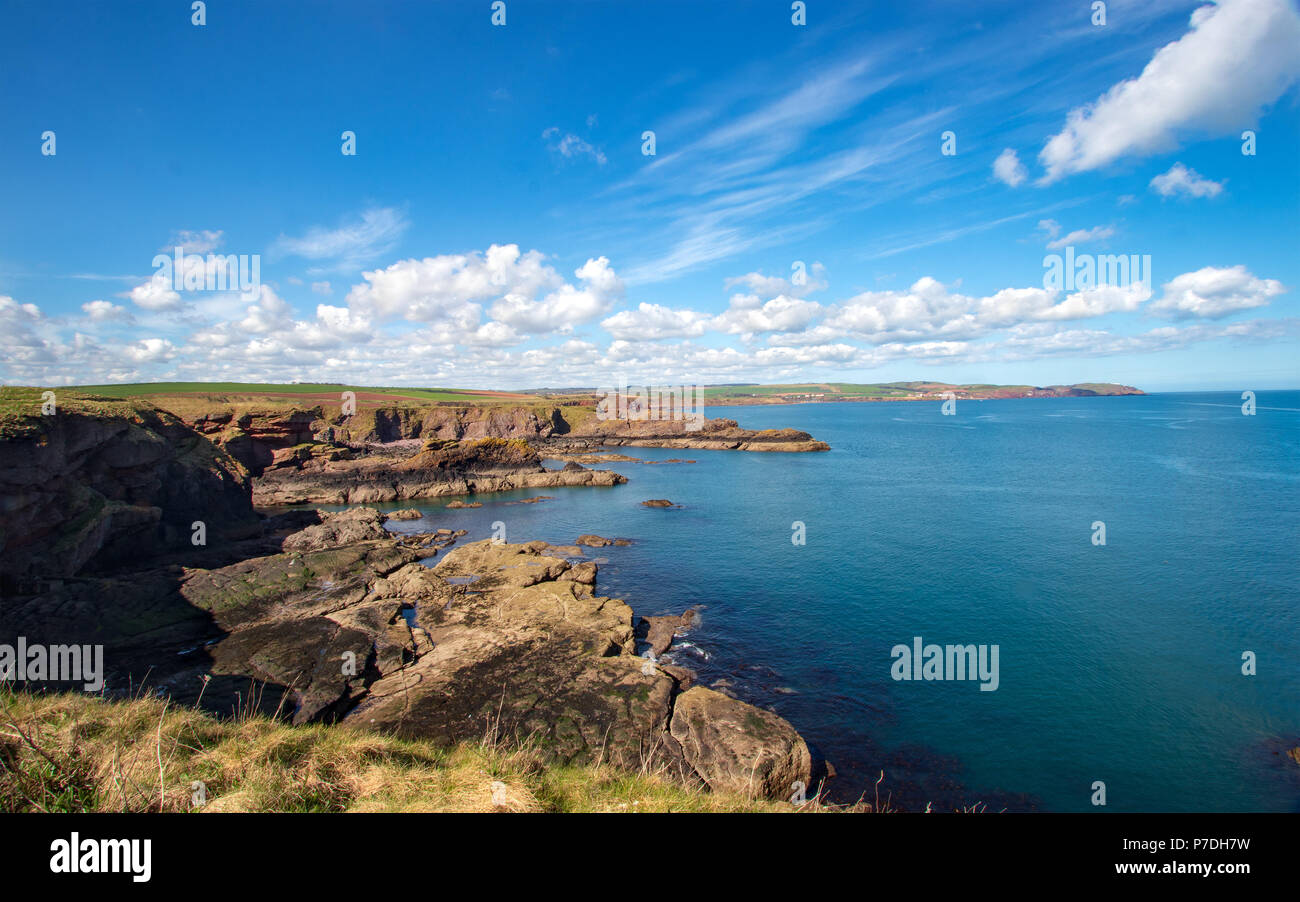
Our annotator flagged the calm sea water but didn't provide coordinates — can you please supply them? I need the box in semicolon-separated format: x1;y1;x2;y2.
367;391;1300;812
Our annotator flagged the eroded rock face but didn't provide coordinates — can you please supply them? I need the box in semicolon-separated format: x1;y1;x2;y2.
191;408;323;476
252;438;626;506
336;406;559;444
0;402;258;589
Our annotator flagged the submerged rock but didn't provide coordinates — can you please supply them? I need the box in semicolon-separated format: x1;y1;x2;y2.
575;534;633;547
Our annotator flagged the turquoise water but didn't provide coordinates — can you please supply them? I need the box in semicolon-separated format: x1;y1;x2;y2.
372;391;1300;812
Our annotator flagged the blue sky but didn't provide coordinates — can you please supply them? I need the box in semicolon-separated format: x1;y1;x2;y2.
1;0;1298;391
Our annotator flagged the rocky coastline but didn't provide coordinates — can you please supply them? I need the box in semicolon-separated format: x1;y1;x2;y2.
0;395;824;801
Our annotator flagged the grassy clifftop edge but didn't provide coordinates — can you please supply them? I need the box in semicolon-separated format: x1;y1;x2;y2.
0;690;823;813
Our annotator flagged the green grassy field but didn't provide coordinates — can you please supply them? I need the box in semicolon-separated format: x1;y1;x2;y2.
2;381;1140;419
69;382;537;404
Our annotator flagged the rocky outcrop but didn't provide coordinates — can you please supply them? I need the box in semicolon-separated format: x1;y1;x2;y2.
0;400;259;591
669;686;812;799
189;407;325;476
555;416;829;453
2;511;812;798
252;437;626;506
576;534;632;547
336;406;562;444
637;608;699;656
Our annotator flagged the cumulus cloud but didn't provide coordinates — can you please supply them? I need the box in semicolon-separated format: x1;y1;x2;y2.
124;337;175;363
992;148;1028;187
601;303;710;340
490;256;624;333
1;295;42;322
1149;265;1285;318
712;293;823;337
1039;0;1300;181
724;263;828;297
822;276;1150;343
128;271;182;311
81;300;132;322
346;244;623;336
1149;162;1225;198
7;236;1290;388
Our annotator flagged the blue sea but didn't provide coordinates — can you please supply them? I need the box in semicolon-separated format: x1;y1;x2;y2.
372;391;1300;812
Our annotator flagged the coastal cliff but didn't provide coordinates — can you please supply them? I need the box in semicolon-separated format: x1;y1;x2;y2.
156;399;830;505
0;395;259;590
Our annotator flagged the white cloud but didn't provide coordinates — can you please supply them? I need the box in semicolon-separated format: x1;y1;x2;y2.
346;245;623;336
124;338;175;363
1039;0;1300;181
712;293;823;336
1045;224;1116;250
823;275;1150;343
993;148;1028;187
724;263;828;298
270;207;408;272
1;295;42;322
1149;265;1285;319
542;127;607;165
1149;162;1225;198
80;300;132;322
489;256;624;333
166;230;223;254
128;271;182;311
601;303;710;340
311;281;332;295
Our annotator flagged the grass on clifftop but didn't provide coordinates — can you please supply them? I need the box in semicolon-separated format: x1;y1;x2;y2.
0;690;810;813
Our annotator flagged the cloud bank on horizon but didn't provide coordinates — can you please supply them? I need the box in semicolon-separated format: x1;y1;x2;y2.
1;0;1297;391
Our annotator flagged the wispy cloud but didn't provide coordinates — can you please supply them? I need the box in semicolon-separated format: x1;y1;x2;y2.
269;207;408;274
542;128;606;165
